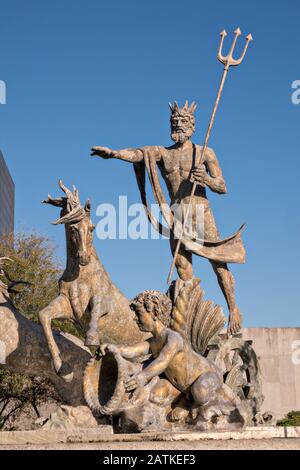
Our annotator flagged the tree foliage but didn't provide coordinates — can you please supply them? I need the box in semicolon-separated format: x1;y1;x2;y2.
277;411;300;427
0;232;79;336
0;232;61;321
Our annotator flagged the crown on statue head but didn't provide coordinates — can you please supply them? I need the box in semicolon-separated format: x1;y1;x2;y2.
168;100;197;118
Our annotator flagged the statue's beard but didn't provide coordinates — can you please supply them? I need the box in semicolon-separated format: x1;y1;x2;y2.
171;128;194;144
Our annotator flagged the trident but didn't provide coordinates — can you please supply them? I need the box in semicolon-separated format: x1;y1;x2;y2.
167;28;253;284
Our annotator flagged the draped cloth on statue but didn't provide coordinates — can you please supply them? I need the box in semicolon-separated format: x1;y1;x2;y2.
133;147;246;264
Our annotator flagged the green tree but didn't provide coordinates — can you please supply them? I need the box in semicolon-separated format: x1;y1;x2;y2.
0;232;61;322
0;232;79;336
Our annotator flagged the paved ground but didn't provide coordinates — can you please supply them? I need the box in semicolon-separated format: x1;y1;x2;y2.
1;438;300;450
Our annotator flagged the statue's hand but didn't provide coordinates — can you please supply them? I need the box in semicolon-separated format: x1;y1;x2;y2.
124;372;147;392
99;343;120;356
190;165;207;185
91;146;114;159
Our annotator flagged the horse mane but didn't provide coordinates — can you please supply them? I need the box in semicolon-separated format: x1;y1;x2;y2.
42;179;87;225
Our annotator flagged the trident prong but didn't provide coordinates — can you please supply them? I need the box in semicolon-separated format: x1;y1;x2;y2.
218;29;227;59
218;27;253;69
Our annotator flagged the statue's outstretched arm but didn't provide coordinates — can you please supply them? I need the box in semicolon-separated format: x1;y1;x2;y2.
91;146;144;163
91;145;164;163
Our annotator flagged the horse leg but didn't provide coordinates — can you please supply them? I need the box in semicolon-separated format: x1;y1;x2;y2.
85;295;111;346
38;295;73;381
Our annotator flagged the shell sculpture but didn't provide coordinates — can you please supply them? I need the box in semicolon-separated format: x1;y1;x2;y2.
170;278;226;355
83;352;135;415
83;351;150;415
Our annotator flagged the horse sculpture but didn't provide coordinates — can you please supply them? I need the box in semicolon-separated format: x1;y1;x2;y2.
39;180;145;382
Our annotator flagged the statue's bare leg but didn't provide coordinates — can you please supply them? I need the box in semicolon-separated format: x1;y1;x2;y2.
210;261;242;335
170;234;193;281
38;295;74;381
150;378;181;406
150;378;190;422
204;206;242;335
85;296;111;347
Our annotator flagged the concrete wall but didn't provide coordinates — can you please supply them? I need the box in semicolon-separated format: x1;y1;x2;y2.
243;328;300;420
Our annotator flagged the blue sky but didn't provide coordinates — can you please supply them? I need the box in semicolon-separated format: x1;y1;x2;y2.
0;0;299;327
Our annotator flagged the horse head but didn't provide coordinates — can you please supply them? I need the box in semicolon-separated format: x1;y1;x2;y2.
43;180;95;266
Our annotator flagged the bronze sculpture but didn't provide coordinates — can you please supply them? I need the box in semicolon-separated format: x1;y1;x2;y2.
168;28;252;284
1;220;262;432
39;180;145;381
91;102;244;335
91;29;252;336
0;28;264;434
83;279;263;432
98;284;244;430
